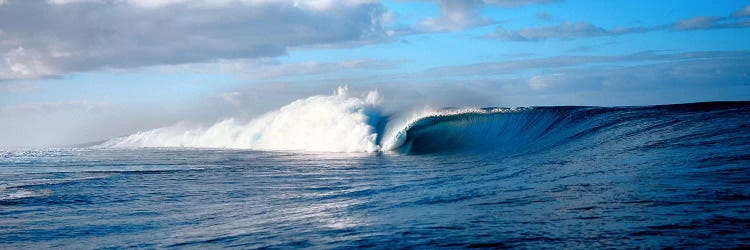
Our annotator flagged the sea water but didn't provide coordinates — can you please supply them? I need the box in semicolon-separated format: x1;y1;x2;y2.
1;92;749;248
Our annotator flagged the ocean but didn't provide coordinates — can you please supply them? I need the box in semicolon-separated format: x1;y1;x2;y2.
2;100;750;248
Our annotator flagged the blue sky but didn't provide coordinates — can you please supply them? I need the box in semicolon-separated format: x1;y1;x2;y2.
1;0;749;146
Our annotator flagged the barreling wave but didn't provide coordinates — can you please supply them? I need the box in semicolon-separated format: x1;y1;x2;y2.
101;87;750;154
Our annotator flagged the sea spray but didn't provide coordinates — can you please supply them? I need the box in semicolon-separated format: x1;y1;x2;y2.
101;87;540;153
102;86;384;152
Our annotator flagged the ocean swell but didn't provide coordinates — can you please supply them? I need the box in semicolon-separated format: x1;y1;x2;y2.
101;87;750;154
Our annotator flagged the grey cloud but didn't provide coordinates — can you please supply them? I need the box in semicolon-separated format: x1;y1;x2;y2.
487;4;750;41
665;7;750;31
249;52;750;108
1;101;113;114
732;4;750;17
0;98;240;147
454;56;750;106
416;0;491;32
427;50;750;76
567;41;619;53
521;57;750;94
235;59;401;79
536;11;552;21
0;82;39;93
0;0;391;80
500;53;534;58
415;0;559;32
482;0;559;7
230;50;750;107
220;91;242;107
151;58;401;80
0;101;118;146
671;15;750;31
487;22;661;41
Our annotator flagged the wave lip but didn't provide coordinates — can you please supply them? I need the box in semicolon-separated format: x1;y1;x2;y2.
380;107;524;152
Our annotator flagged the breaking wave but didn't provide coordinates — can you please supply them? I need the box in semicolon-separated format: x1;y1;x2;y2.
101;87;750;154
102;87;384;152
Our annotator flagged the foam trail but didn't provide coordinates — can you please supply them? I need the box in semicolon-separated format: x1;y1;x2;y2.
103;87;384;152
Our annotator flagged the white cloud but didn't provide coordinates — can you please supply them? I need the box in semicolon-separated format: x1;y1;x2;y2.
150;58;399;79
3;47;57;79
0;101;120;147
732;4;750;17
528;73;562;90
672;16;722;30
482;0;558;7
44;0;380;10
0;0;391;80
221;91;242;106
488;4;750;41
46;0;101;5
0;82;39;94
427;50;750;76
1;101;113;113
488;22;659;41
415;0;559;32
416;0;491;32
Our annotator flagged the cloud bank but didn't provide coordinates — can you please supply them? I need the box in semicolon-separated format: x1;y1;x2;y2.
487;4;750;41
415;0;559;32
0;0;391;80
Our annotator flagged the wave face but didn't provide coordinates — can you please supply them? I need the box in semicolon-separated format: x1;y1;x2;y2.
102;88;750;154
392;102;750;155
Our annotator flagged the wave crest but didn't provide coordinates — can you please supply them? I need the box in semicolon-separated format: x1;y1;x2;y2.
101;87;558;153
103;87;748;154
102;86;384;152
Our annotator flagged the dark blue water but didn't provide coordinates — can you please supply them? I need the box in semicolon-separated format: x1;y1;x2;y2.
2;102;750;249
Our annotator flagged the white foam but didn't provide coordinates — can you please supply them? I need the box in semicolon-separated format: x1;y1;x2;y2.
101;87;522;153
0;188;48;201
102;86;383;152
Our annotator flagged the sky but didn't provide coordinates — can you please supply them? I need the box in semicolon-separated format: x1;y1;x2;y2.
1;0;749;147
